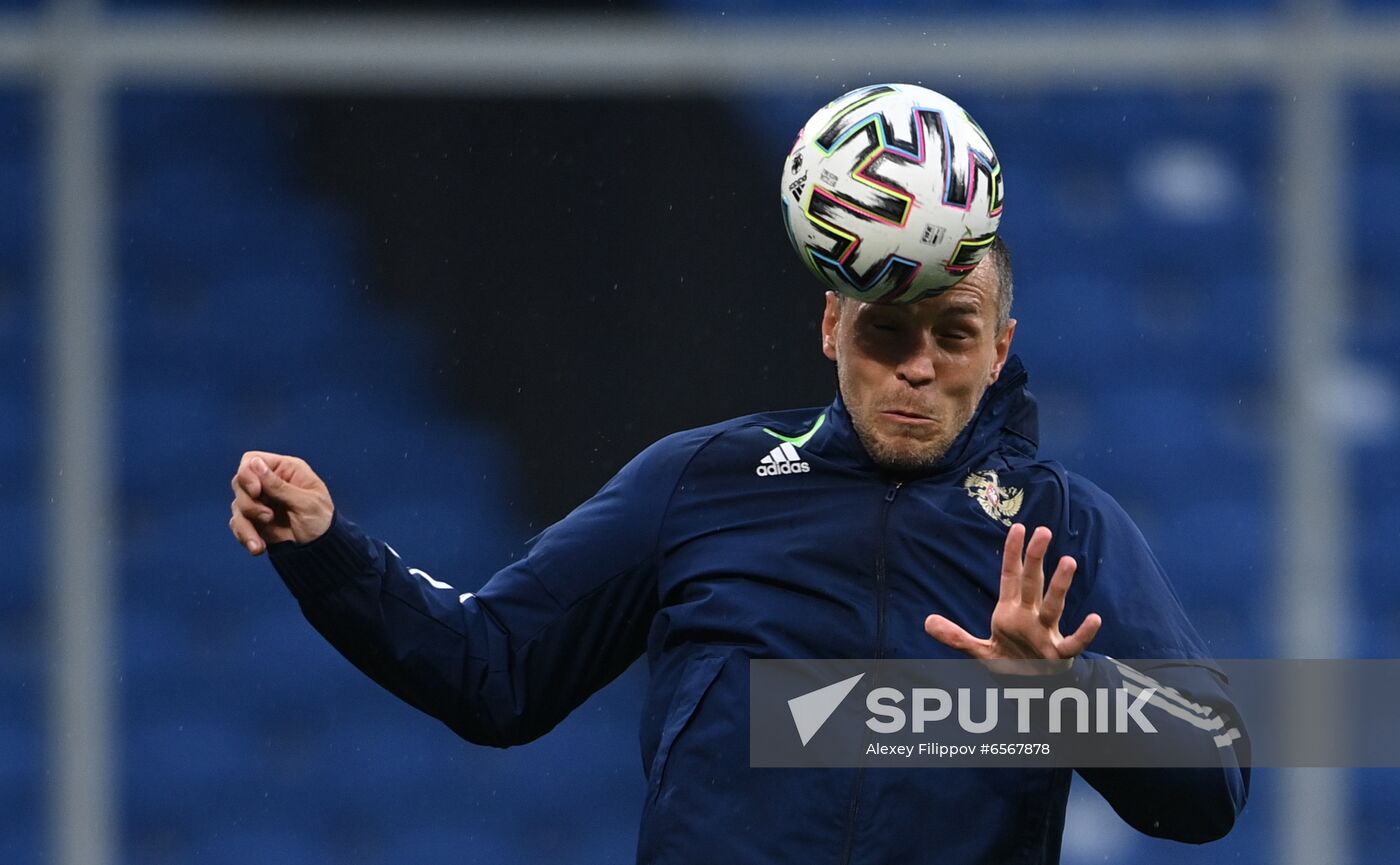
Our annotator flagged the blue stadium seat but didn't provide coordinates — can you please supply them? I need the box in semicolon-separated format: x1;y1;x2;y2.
0;243;37;473
1079;387;1269;502
0;92;36;161
118;90;289;180
0;809;41;865
117;384;239;503
0;159;38;267
118;165;356;291
121;312;428;407
1149;499;1270;657
1355;165;1400;265
1006;274;1138;385
1352;96;1400;371
388;824;533;865
187;828;328;865
0;693;40;802
352;493;525;580
0;201;38;403
1153;497;1269;602
122;500;294;621
1011;270;1272;393
1353;172;1400;370
0;383;35;488
1356;769;1400;858
0;497;40;607
1354;499;1400;658
121;262;356;351
121;598;352;725
123;712;261;808
243;411;519;509
114;378;490;509
0;459;41;850
121;605;199;683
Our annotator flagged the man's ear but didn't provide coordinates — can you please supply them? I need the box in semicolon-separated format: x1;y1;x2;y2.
821;292;841;361
988;318;1016;383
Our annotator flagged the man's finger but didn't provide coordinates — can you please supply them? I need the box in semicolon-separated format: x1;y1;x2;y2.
1019;526;1052;607
237;451;298;499
231;483;275;525
925;614;989;659
232;466;261;501
1039;555;1078;627
252;457;308;509
999;523;1026;604
228;510;265;556
1058;613;1103;658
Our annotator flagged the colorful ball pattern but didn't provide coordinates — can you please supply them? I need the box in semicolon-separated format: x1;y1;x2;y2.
781;84;1004;304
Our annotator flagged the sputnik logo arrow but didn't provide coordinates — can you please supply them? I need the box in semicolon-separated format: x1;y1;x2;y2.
788;673;865;746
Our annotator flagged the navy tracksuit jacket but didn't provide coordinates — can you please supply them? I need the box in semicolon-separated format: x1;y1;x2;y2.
269;355;1249;864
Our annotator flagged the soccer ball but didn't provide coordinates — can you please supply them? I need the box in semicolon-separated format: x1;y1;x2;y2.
780;83;1004;305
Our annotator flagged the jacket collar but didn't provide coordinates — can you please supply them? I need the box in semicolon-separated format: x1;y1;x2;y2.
815;354;1037;478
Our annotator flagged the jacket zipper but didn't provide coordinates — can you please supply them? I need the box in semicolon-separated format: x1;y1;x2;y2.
839;481;902;865
874;481;901;661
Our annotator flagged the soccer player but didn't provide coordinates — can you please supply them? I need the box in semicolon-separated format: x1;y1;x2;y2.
229;238;1248;863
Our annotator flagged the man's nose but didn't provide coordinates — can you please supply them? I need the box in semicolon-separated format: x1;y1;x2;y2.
894;340;936;386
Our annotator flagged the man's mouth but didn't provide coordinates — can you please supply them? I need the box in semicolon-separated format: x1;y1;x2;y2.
880;409;935;424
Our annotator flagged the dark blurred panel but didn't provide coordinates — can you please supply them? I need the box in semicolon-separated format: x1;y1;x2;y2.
288;94;833;520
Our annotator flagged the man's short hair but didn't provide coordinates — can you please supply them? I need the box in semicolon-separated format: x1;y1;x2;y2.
988;234;1014;334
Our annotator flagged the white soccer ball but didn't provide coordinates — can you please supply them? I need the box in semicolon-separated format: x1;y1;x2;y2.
780;83;1005;305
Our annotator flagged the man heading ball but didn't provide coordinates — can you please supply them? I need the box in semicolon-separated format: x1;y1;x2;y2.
230;239;1247;863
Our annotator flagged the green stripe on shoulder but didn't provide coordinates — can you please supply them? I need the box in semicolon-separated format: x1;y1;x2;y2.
762;412;826;448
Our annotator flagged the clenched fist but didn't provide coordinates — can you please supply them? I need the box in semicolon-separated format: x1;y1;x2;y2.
228;451;335;555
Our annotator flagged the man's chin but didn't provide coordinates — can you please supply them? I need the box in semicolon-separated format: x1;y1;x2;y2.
848;406;959;472
863;431;953;473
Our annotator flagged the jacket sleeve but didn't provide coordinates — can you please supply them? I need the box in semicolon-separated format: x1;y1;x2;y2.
267;432;704;747
1061;475;1251;844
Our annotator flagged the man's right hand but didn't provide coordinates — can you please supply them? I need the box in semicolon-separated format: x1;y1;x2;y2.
229;451;335;556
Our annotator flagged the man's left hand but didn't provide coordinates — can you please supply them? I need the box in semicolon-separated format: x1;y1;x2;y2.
925;524;1102;671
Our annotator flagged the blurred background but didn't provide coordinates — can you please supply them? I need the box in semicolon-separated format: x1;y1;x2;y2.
2;0;1398;863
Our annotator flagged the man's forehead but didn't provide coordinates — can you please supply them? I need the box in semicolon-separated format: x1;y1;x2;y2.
925;285;989;314
936;260;999;310
854;283;990;318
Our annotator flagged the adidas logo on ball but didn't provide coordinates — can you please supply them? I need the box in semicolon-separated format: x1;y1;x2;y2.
756;442;811;477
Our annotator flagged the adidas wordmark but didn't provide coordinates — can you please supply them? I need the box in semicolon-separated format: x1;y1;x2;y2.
756;442;811;477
